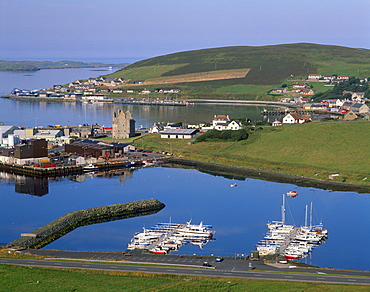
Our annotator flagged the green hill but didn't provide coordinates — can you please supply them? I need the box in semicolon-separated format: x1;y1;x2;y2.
107;43;370;98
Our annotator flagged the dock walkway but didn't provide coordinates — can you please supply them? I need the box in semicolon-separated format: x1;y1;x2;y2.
277;228;299;255
146;224;186;251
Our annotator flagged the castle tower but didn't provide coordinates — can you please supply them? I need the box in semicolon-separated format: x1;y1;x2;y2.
112;110;135;139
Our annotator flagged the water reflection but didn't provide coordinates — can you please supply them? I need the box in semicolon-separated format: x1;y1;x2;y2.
0;172;48;196
69;168;134;184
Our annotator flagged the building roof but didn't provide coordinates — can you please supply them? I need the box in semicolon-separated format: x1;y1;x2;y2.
351;103;365;109
69;141;112;150
0;126;16;135
34;130;62;136
110;142;130;147
161;129;198;135
213;115;229;121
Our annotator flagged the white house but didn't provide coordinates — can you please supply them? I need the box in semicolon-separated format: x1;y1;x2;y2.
307;74;322;80
212;115;229;127
225;120;242;130
272;121;282;126
282;113;310;124
212;115;242;131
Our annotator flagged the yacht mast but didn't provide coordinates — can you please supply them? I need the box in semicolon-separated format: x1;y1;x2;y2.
305;204;308;227
281;194;286;224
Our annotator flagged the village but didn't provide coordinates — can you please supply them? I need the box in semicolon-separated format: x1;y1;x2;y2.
9;75;182;103
0;71;369;174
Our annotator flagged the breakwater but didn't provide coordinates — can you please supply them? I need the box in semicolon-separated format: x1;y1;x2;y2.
7;198;165;250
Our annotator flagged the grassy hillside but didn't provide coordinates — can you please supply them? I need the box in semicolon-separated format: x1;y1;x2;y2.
108;43;370;98
136;121;370;186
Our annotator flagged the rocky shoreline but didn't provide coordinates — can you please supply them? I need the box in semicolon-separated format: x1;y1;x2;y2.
166;157;370;193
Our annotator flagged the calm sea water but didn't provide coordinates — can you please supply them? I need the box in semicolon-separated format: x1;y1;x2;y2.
0;67;267;127
0;67;369;271
0;168;369;271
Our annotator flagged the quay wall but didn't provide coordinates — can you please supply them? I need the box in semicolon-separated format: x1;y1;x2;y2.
0;163;82;177
7;198;165;250
0;159;150;177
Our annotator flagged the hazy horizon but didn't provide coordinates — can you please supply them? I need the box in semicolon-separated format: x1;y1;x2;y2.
1;0;369;61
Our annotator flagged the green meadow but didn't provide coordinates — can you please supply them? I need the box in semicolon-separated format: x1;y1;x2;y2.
1;264;367;292
136;121;370;185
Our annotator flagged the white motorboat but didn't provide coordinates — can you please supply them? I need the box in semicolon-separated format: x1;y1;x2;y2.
176;221;215;238
83;164;99;171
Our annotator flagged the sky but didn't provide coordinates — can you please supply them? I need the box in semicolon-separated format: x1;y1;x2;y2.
0;0;369;62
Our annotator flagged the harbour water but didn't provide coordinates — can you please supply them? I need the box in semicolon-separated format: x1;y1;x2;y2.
0;167;369;271
0;66;369;271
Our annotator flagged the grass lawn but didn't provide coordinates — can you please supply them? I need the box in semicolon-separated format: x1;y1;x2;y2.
1;264;367;292
135;121;370;185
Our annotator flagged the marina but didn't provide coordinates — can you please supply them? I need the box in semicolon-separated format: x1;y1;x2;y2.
127;221;215;254
256;194;327;260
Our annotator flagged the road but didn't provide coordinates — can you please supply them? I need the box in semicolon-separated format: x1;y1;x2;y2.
1;250;369;286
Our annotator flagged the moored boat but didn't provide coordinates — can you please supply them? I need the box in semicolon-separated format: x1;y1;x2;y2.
287;190;298;197
149;247;168;254
83;164;99;171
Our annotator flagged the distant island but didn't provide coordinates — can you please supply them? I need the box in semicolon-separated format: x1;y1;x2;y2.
0;60;129;71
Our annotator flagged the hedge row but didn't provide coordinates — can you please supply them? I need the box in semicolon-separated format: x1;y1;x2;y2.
7;198;165;250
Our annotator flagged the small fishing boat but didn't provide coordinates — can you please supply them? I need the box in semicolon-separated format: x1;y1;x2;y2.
83;164;99;172
149;247;167;254
287;190;298;197
230;183;237;187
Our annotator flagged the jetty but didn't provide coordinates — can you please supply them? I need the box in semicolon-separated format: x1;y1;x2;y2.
256;195;328;261
127;221;216;254
7;198;165;250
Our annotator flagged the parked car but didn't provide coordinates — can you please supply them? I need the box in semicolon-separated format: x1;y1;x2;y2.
215;256;224;262
203;262;212;267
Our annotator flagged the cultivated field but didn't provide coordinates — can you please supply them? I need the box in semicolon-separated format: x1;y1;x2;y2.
142;69;250;85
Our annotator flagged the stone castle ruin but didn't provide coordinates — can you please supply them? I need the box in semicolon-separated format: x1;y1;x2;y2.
112;110;135;139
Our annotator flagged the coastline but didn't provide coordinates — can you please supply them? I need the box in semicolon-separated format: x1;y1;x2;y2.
166;157;370;193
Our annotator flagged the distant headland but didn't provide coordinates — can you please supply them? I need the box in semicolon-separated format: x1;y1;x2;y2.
0;60;129;72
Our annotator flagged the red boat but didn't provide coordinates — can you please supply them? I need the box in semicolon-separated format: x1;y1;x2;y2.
287;191;298;198
149;247;167;254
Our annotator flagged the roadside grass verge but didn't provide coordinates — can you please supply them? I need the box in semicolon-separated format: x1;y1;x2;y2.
136;121;370;185
1;264;368;291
